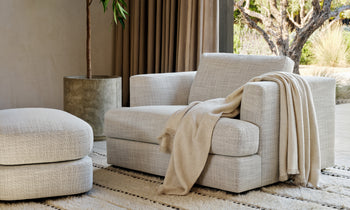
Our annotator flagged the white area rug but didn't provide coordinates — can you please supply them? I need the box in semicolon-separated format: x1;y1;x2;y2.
1;149;350;210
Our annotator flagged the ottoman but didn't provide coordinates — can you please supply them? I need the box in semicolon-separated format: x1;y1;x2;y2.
0;108;93;200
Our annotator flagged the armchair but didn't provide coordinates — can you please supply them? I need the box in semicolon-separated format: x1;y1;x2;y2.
105;53;335;193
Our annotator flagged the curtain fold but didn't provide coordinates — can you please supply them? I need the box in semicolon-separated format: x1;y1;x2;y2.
115;0;219;106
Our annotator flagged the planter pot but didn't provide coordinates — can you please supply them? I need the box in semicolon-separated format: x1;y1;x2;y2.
64;76;122;140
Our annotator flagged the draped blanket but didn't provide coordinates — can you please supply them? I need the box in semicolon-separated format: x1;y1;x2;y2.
158;72;321;195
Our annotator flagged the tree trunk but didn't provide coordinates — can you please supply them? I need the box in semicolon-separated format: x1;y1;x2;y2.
288;37;308;75
288;17;329;74
288;50;302;74
275;38;301;74
86;0;92;79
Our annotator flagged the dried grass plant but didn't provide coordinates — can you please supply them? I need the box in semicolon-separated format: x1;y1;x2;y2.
311;22;349;67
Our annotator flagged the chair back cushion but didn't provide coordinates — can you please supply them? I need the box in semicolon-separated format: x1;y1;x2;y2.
188;53;294;103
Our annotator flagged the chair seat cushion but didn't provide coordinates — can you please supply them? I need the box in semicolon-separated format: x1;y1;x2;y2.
105;105;186;144
0;108;93;165
105;106;259;157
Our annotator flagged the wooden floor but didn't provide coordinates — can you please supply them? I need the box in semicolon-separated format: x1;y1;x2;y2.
95;104;350;166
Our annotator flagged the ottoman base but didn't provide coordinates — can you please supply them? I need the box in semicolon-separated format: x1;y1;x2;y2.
0;157;92;201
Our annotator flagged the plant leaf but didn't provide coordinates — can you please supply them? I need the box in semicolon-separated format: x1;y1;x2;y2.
116;2;126;19
119;0;127;8
119;4;128;15
118;17;125;28
106;0;127;28
100;0;109;12
112;1;118;24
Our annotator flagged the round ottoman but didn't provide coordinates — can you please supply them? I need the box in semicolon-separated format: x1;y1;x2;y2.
0;108;93;200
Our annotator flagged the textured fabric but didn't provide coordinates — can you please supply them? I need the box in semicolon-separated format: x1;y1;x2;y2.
130;72;196;107
240;82;281;186
211;118;259;156
107;138;261;193
107;138;170;176
158;72;320;195
303;76;336;168
188;53;294;103
114;0;219;106
240;77;336;186
105;106;185;145
0;108;93;165
2;142;348;209
0;156;92;201
105;106;259;157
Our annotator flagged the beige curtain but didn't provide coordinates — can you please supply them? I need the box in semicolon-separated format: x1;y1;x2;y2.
115;0;219;106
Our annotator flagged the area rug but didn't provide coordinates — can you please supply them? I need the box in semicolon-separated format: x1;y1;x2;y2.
1;150;350;210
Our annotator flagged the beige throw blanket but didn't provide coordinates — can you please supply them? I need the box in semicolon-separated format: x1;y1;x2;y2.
158;72;321;195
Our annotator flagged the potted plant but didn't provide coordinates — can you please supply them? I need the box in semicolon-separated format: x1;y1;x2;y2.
64;0;127;140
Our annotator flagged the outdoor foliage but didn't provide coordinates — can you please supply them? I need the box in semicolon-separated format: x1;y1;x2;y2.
233;23;272;55
233;24;242;54
234;21;350;66
234;0;350;73
332;0;350;19
311;23;349;67
344;27;350;62
300;40;313;65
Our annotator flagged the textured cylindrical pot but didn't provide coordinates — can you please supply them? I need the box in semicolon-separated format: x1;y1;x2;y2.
64;76;122;140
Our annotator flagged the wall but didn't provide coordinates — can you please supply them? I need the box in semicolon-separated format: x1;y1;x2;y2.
0;0;115;110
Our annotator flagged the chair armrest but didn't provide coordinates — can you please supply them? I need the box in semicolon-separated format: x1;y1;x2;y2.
240;77;336;185
130;71;196;107
240;81;280;186
303;76;336;168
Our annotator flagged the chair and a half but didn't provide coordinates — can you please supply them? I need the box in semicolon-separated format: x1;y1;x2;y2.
105;53;335;193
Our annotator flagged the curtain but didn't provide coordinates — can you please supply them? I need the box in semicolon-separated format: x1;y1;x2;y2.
115;0;219;106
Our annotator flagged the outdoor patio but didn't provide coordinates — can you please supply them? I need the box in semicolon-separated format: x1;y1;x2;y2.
335;103;350;165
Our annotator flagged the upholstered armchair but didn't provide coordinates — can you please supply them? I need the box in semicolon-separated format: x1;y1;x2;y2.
104;53;335;193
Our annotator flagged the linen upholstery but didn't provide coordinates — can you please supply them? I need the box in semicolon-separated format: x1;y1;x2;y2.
107;138;261;193
303;76;335;168
240;78;335;186
105;106;259;157
0;108;93;200
107;138;171;176
106;53;335;194
241;82;282;186
0;157;92;201
0;108;93;165
211;118;259;156
158;72;320;195
130;72;196;107
105;106;186;144
188;53;294;103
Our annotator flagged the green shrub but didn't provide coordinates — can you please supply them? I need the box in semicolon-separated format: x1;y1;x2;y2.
300;40;314;65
